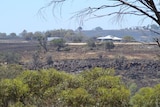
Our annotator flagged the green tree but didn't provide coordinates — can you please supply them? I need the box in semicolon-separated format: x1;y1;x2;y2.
31;51;42;70
94;26;103;31
46;55;53;65
152;84;160;106
80;67;130;107
131;84;160;107
87;39;96;49
63;30;76;42
32;31;48;52
9;33;17;38
0;33;7;38
50;39;66;51
0;79;29;107
23;32;34;41
59;88;93;107
0;68;131;107
0;64;24;79
77;26;83;32
1;52;21;64
20;30;27;38
131;87;154;107
103;41;115;51
123;36;135;42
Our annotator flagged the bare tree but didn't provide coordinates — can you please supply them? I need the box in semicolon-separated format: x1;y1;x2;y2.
40;1;160;24
40;0;160;47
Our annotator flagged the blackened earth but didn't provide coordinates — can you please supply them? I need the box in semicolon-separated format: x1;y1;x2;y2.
28;58;160;89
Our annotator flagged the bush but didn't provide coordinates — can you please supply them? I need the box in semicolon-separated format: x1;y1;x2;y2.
46;55;53;65
31;51;41;70
50;39;66;51
0;68;131;107
0;64;24;79
131;84;160;107
123;36;135;42
103;41;115;51
0;52;21;64
87;39;96;49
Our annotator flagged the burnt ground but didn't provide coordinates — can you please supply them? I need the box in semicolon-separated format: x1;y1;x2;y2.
49;58;160;88
0;41;160;88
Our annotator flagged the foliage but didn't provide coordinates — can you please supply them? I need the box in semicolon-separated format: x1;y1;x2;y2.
59;88;93;107
0;79;29;107
87;39;96;49
31;51;42;70
2;66;160;107
103;41;115;51
129;82;138;96
94;26;103;31
0;67;131;107
46;55;53;65
37;35;48;52
0;52;21;64
0;64;24;79
123;36;135;42
50;39;66;51
131;84;160;107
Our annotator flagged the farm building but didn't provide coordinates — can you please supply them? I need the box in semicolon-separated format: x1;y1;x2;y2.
97;35;122;42
47;37;61;42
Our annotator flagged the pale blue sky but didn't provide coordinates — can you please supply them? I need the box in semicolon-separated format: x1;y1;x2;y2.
0;0;154;34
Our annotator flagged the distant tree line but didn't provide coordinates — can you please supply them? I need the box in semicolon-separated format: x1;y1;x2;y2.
19;29;88;43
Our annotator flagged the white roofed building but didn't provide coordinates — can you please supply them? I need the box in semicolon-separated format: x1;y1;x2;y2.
97;35;122;42
47;37;61;42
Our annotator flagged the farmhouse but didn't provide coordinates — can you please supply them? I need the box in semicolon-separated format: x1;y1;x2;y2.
97;35;122;42
47;37;61;42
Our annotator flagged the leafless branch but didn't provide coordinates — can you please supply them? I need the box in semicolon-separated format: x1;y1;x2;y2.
40;0;160;26
39;0;66;19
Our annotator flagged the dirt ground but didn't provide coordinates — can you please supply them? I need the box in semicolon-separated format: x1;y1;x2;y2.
41;43;160;61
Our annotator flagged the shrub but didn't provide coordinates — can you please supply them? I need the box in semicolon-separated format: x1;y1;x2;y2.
123;36;135;42
1;52;21;64
131;84;160;107
50;39;66;51
46;55;53;65
0;68;130;107
0;64;24;79
87;39;96;49
103;41;115;51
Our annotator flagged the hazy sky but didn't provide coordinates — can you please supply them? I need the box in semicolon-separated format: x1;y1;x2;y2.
0;0;155;34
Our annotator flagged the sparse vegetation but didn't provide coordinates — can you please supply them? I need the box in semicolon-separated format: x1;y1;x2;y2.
0;52;21;64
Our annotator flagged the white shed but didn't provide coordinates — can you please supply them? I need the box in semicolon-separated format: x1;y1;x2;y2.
97;35;122;42
47;37;61;42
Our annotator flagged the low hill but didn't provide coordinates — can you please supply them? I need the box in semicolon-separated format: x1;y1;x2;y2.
82;29;160;42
